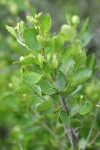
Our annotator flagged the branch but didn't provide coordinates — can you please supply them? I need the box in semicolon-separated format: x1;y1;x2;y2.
59;95;78;150
41;121;56;140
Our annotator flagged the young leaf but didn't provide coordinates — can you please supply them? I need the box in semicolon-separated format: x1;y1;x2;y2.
35;99;53;113
40;13;51;33
54;34;65;51
60;111;70;125
70;68;92;87
23;72;42;84
23;28;39;50
6;25;18;39
74;51;86;68
51;53;58;69
61;25;76;41
15;55;35;65
79;100;92;115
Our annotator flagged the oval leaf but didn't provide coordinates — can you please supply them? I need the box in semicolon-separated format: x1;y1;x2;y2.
79;100;92;115
60;111;70;125
36;100;53;113
23;72;42;84
23;28;39;50
71;68;92;87
38;79;56;95
40;13;51;33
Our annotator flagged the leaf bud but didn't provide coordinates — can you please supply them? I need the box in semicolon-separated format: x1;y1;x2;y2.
72;15;80;25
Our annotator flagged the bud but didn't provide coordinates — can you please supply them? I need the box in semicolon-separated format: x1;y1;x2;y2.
72;15;80;25
27;16;33;23
80;95;83;99
8;83;13;88
61;24;76;41
37;35;45;45
20;56;24;61
47;53;52;62
38;54;44;68
37;12;42;19
9;3;18;15
51;53;58;69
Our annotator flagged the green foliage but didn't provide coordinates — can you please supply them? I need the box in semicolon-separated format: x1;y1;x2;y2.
4;11;99;150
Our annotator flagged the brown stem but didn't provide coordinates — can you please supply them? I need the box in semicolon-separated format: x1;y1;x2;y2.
59;95;78;150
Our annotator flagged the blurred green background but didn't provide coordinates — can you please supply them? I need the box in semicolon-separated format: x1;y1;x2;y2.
0;0;100;150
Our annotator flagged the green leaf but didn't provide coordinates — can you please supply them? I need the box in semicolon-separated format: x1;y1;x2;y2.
79;100;92;115
74;51;86;68
70;68;92;87
15;55;35;65
23;72;42;84
79;17;93;46
54;34;65;51
70;104;79;117
51;53;58;69
56;72;66;90
60;57;75;76
29;83;42;97
38;79;56;95
86;54;96;71
6;25;18;39
23;28;39;50
36;99;53;113
60;111;70;125
15;84;32;94
61;46;75;62
61;25;76;41
40;13;51;33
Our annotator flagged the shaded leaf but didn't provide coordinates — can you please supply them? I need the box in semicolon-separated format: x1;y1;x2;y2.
70;104;79;117
38;79;56;95
60;111;70;125
86;54;96;71
36;99;53;113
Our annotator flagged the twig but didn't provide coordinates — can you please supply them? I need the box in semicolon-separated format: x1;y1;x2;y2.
90;132;100;145
59;95;78;150
42;121;56;140
82;100;100;150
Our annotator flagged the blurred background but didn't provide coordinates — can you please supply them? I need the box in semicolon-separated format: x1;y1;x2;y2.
0;0;100;150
